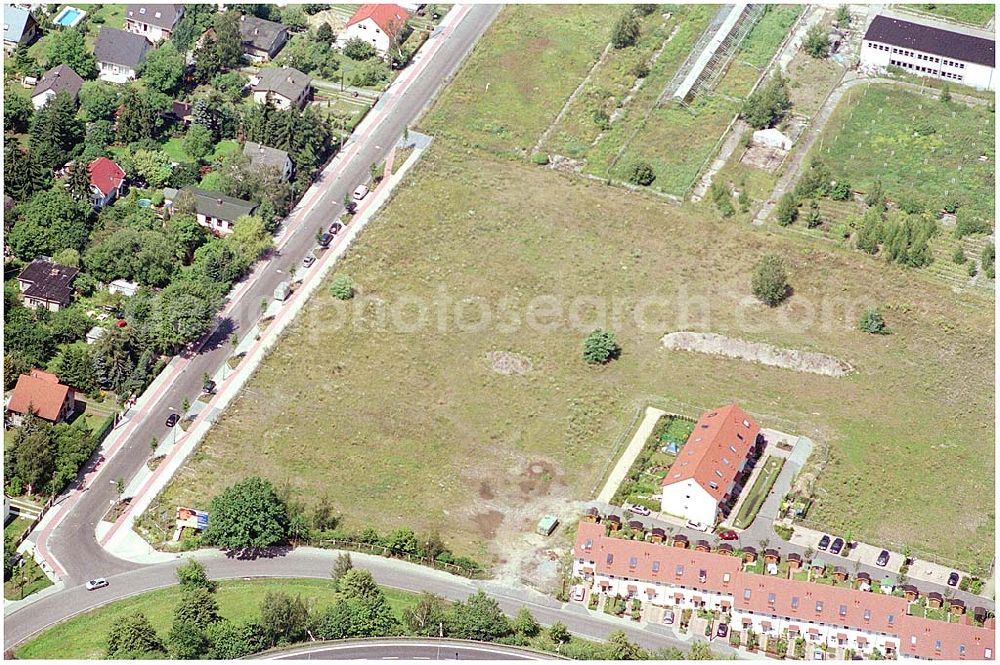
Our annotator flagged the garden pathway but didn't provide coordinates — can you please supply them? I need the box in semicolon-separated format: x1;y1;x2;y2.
596;406;667;504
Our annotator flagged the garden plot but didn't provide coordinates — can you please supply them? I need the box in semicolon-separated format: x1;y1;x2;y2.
611;413;696;511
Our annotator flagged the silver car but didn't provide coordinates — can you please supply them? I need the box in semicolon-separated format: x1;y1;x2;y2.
85;578;109;590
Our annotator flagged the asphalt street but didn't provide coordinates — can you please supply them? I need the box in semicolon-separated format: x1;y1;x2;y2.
33;4;503;587
260;639;558;660
4;549;722;656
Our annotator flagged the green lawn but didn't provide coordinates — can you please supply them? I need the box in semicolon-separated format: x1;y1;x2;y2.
198;171;224;191
16;578;421;660
421;4;618;156
910;4;994;26
161;137;192;163
209;139;240;162
4;517;33;544
808;84;995;221
733;457;784;529
4;548;53;602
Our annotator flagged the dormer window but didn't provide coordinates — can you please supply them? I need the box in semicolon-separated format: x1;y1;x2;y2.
743;589;751;601
629;557;637;569
863;609;871;621
709;481;718;490
139;7;146;13
714;469;723;478
791;596;799;609
743;419;750;427
888;614;895;625
816;601;823;612
154;11;161;18
959;645;966;655
736;432;744;440
767;593;775;605
675;565;684;576
722;573;730;583
699;570;707;583
839;605;847;617
652;561;660;573
935;640;942;651
607;553;614;565
584;539;593;550
722;457;731;465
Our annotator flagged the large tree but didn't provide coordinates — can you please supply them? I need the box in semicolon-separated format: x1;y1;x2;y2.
4;143;51;203
46;28;96;79
4;91;33;133
403;593;450;637
203;476;290;553
8;190;92;259
106;612;166;659
259;592;309;646
79;80;122;122
447;591;511;642
29;91;84;170
140;41;186;95
741;72;791;130
147;278;222;351
751;254;789;306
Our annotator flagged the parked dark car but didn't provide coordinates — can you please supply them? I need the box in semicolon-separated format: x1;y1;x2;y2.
876;550;890;567
718;530;739;541
165;413;180;427
948;572;960;587
317;232;332;248
329;221;344;236
829;537;844;555
717;623;729;638
202;380;216;395
817;534;831;551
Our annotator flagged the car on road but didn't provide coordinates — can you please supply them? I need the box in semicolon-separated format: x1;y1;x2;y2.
718;530;739;541
817;534;831;551
876;550;890;567
317;232;332;248
716;623;728;638
302;253;316;269
948;572;960;587
626;503;651;516
662;608;675;625
353;184;369;200
329;221;344;236
85;578;109;590
571;585;586;601
202;380;216;395
686;520;709;532
829;537;845;555
165;413;180;427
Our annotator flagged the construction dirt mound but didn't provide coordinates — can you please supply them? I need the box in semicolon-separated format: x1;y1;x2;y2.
661;331;852;377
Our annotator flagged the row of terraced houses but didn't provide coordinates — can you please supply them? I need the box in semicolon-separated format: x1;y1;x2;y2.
574;519;994;660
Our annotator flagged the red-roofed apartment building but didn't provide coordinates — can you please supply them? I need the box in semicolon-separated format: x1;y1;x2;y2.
660;404;761;526
89;157;126;209
6;370;76;426
572;520;995;661
338;4;410;56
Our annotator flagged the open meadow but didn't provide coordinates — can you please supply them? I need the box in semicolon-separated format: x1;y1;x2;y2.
158;6;994;573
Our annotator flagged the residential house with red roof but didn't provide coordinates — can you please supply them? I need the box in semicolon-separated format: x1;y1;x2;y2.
89;157;126;209
6;370;76;426
338;4;410;56
572;520;995;661
660;404;761;526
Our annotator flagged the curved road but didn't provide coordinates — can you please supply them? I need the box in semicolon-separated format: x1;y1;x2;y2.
4;548;718;656
258;638;560;660
31;3;503;586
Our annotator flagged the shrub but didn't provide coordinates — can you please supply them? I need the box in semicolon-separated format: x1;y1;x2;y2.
330;275;354;300
530;152;549;166
803;23;830;58
742;72;791;129
967;261;978;277
775;192;798;226
831;223;850;239
631;61;650;79
625;160;655;186
611;11;640;48
835;4;851;27
805;200;822;228
342;37;377;61
633;4;657;16
952;247;966;264
591;108;611;130
858;307;889;334
583;329;620;365
830;181;851;201
751;255;789;306
710;182;734;218
864;180;886;210
954;210;992;238
940;84;951;102
981;243;995;278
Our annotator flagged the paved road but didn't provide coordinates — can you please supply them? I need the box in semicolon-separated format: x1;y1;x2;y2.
260;639;559;660
4;548;719;656
31;3;502;587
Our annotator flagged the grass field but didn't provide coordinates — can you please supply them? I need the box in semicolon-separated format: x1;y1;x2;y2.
909;4;994;26
732;456;784;529
421;4;617;157
16;578;420;660
808;85;995;221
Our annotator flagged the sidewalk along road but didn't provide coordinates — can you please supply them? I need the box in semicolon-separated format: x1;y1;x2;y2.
4;548;718;657
32;4;502;587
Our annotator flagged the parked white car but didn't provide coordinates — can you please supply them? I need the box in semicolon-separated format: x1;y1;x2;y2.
571;585;586;601
85;578;109;590
626;503;651;516
686;520;710;532
353;184;369;200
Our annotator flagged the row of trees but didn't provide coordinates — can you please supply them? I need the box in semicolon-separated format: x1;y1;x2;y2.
105;559;715;660
4;414;98;497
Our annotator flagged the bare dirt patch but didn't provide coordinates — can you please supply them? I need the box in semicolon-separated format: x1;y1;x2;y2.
740;145;787;172
473;510;505;540
662;331;853;377
478;481;495;500
486;351;534;375
519;461;556;497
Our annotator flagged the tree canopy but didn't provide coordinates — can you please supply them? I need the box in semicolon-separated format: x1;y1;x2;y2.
203;476;290;553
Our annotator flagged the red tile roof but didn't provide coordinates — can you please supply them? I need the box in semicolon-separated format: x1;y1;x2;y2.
661;403;759;501
574;523;995;660
7;370;73;421
89;157;125;197
346;3;410;37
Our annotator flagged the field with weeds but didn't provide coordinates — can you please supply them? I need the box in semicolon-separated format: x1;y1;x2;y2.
807;84;995;221
420;4;616;157
910;4;994;26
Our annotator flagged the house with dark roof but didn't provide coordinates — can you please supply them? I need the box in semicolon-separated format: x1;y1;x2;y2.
89;157;127;209
125;4;184;43
94;27;150;83
243;141;292;182
3;5;38;53
183;187;258;236
338;4;410;56
239;14;288;61
17;259;78;311
861;13;995;91
660;404;761;526
6;370;76;425
31;64;84;110
251;67;311;110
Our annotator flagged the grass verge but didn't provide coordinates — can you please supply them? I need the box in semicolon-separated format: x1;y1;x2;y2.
733;457;784;529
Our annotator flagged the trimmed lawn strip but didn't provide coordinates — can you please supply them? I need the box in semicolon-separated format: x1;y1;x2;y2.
16;578;420;660
733;456;783;529
4;554;53;601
